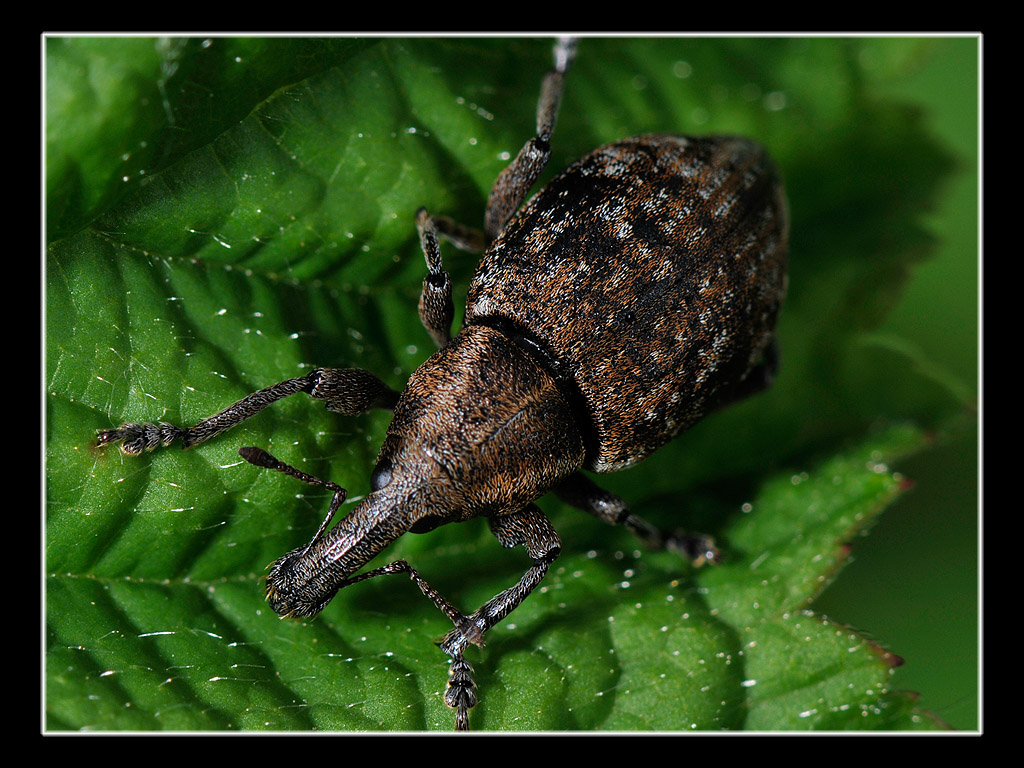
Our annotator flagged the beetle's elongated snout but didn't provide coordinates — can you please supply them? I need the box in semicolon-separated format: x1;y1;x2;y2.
265;546;331;618
264;490;417;619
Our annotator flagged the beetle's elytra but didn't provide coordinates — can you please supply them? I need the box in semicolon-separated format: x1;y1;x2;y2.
97;38;788;731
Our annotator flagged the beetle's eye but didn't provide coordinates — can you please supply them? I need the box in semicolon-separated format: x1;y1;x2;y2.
370;458;393;491
410;514;443;534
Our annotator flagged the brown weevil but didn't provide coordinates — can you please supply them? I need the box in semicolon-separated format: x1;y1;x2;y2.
97;37;788;730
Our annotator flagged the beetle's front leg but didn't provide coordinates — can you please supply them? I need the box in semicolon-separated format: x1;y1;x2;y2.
440;505;561;652
328;520;558;734
555;473;719;566
374;505;561;729
96;368;399;455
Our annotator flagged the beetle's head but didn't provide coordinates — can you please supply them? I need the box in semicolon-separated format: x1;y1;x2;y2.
263;450;448;619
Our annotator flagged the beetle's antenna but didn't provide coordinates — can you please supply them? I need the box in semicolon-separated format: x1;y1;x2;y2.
238;447;348;553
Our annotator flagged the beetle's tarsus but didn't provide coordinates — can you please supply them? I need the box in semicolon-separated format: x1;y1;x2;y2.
96;422;185;454
446;655;477;731
665;533;721;567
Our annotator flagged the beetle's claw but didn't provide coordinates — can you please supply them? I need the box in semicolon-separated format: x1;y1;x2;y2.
667;533;720;567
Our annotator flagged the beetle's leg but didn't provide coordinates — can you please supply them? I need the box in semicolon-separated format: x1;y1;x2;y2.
415;208;490;347
555;473;719;566
446;655;477;732
711;339;780;412
237;446;347;553
414;36;577;349
245;503;559;731
97;368;399;455
484;36;577;241
440;503;561;729
314;557;481;730
415;207;457;348
353;505;561;729
439;503;562;655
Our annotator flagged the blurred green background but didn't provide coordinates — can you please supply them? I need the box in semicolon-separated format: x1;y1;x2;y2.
811;37;978;729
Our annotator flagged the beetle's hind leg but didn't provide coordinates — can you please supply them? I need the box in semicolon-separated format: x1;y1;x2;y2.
414;37;577;353
97;368;399;455
483;36;577;241
555;473;719;566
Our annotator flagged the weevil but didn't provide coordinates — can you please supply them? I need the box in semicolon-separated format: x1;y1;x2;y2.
97;38;788;730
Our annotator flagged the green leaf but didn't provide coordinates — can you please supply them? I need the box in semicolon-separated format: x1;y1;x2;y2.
46;36;973;731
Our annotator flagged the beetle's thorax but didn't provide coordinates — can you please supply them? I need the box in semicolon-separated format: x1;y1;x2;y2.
378;324;586;525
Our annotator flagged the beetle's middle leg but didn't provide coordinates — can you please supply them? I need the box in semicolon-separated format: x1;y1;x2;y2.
555;472;719;566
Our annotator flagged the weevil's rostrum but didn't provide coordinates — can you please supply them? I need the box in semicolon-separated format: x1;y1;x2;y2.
97;38;788;731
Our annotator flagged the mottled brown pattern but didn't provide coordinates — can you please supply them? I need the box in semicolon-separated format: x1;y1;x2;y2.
380;324;586;522
465;135;788;472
